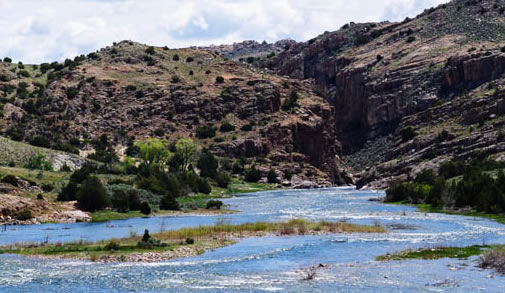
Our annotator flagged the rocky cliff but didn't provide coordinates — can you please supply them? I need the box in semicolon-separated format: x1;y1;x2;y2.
266;0;505;187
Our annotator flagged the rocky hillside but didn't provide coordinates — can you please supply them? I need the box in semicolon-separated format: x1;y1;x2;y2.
265;0;505;188
0;41;352;187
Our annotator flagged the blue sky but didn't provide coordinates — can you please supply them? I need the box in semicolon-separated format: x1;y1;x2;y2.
0;0;449;64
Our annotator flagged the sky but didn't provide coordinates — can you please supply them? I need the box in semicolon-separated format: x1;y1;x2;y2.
0;0;450;64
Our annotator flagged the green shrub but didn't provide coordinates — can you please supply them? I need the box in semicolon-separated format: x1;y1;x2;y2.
41;184;53;192
281;89;299;111
240;123;254;132
6;126;25;141
1;175;18;186
198;178;212;194
215;76;225;84
267;169;278;184
172;54;180;61
140;201;151;215
206;199;223;210
215;172;231;188
232;162;244;174
25;152;52;171
18;70;30;78
29;136;51;148
160;194;180;210
104;240;120;251
171;75;180;83
245;165;262;182
16;208;32;221
185;238;194;244
3;57;12;63
219;121;235;132
436;130;450;143
186;57;194;62
153;128;165;137
196;125;216;139
76;176;109;212
66;87;79;99
399;127;417;142
145;46;156;55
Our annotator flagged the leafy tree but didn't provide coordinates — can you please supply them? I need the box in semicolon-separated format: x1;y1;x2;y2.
76;176;109;212
175;138;197;172
136;138;172;170
172;54;180;61
3;57;12;63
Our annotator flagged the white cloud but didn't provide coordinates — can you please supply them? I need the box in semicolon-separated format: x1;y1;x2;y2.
0;0;450;63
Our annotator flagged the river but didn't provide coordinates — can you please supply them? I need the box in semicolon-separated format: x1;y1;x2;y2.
1;187;505;292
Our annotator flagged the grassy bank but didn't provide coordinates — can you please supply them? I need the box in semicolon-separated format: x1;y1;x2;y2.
0;219;385;262
377;245;489;261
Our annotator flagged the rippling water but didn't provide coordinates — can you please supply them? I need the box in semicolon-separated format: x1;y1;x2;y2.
1;187;505;292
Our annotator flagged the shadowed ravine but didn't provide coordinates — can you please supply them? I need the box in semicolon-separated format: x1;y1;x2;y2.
1;187;505;292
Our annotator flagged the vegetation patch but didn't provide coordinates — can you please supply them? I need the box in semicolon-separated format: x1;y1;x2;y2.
377;245;488;261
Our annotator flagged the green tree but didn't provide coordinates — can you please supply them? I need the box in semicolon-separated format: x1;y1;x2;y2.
76;176;109;212
136;138;172;170
198;178;212;194
140;201;151;215
175;138;197;172
197;151;218;178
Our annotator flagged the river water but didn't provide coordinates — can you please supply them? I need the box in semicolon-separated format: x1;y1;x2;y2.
1;187;505;292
